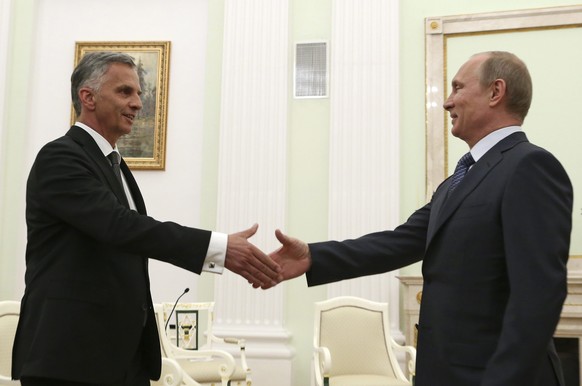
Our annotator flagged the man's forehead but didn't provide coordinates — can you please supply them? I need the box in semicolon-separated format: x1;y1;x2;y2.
453;57;483;82
104;64;139;82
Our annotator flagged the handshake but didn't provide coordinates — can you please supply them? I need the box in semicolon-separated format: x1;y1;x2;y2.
225;224;311;289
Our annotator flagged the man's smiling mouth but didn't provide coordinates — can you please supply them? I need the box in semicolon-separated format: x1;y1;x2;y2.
123;113;135;122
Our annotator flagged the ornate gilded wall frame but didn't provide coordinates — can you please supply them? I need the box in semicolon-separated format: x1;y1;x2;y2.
425;6;582;258
72;41;171;170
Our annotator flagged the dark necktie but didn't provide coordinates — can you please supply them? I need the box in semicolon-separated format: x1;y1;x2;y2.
107;151;123;189
448;152;475;192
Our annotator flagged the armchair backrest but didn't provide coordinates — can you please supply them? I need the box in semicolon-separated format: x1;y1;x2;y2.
162;302;214;350
0;301;20;382
314;296;403;378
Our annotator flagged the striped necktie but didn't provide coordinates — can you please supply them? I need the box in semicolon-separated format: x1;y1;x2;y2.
448;152;475;192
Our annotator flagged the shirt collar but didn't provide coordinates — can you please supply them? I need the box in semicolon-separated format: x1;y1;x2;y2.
75;121;121;157
470;126;521;162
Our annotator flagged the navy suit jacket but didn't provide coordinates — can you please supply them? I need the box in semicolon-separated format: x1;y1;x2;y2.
306;132;573;386
12;126;212;383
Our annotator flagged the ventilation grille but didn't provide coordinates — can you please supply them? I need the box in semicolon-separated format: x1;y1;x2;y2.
294;42;328;98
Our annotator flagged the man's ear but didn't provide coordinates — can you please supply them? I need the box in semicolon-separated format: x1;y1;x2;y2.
489;79;506;107
78;88;96;111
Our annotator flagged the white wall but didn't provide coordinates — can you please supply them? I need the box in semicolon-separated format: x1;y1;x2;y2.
0;0;13;293
26;0;210;304
0;0;11;171
0;0;31;299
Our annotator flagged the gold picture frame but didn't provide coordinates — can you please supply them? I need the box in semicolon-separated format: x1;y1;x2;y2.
72;41;171;170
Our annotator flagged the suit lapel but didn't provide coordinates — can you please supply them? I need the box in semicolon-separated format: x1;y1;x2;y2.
426;186;448;242
66;126;131;208
426;132;528;245
120;160;147;215
119;158;150;276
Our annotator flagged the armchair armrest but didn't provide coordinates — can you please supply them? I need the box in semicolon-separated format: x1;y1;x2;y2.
209;332;251;374
390;338;417;381
313;346;331;386
174;347;237;378
221;337;250;372
156;357;186;386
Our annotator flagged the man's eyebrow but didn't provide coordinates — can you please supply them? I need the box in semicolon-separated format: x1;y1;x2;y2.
451;79;463;88
117;84;142;95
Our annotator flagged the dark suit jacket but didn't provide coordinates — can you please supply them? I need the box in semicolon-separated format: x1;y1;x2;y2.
306;132;573;386
12;126;212;383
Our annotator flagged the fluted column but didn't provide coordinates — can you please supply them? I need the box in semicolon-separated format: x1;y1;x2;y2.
213;0;291;361
326;0;402;336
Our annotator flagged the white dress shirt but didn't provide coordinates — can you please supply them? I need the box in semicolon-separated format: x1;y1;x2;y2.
469;126;522;163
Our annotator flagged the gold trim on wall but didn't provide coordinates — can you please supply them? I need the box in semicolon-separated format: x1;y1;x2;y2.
424;5;582;195
72;41;171;170
424;5;582;259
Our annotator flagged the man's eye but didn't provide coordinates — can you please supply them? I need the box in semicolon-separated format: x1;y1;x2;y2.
119;87;133;95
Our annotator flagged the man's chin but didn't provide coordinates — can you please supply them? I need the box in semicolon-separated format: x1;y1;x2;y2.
121;127;133;136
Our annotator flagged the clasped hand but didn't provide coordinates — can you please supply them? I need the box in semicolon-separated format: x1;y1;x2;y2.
225;226;311;289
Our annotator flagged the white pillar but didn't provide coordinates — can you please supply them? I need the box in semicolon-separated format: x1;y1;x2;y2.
326;0;402;339
214;0;292;384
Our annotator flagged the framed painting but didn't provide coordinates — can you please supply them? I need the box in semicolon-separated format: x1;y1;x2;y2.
72;41;171;170
424;5;582;259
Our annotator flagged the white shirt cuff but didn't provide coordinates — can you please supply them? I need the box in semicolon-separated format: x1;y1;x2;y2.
203;231;227;274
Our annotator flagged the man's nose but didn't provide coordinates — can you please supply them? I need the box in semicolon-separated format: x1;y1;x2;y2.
443;95;453;110
132;95;143;110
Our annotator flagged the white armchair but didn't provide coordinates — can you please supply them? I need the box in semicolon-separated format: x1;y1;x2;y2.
0;300;20;385
153;303;251;386
313;296;416;386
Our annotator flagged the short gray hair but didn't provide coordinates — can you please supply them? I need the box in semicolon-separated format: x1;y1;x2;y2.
477;51;533;121
71;51;137;116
